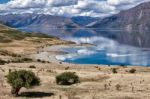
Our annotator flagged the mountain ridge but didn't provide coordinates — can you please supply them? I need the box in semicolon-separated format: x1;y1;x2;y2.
89;1;150;33
0;13;80;29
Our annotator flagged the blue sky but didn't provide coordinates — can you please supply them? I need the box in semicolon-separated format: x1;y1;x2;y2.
0;0;150;17
0;0;9;4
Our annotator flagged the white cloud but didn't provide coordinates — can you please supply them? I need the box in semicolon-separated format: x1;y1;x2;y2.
0;0;150;17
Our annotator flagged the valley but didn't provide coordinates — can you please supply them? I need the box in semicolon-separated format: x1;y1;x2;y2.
1;1;150;99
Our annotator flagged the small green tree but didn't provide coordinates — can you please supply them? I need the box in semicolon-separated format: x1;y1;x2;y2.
7;70;40;96
129;69;136;73
112;68;118;73
56;72;80;85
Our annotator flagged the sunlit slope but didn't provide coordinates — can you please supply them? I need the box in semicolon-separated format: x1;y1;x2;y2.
0;24;58;43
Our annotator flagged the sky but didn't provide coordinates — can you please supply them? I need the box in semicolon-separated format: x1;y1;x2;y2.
0;0;150;17
0;0;9;4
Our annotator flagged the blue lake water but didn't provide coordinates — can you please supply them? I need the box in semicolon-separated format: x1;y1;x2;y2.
19;27;150;66
57;36;150;66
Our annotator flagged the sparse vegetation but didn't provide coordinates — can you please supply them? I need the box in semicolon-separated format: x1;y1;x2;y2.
111;68;118;73
81;75;110;82
21;58;33;62
0;28;57;43
0;59;7;65
29;65;36;69
65;67;70;70
6;70;40;96
116;84;121;91
37;59;41;62
41;60;46;63
47;69;57;74
11;57;33;63
104;84;108;90
56;72;80;85
129;69;136;73
0;50;21;57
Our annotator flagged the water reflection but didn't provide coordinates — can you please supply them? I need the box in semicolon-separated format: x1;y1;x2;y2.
19;27;150;66
56;35;150;66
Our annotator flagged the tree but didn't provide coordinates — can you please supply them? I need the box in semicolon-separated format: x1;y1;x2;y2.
7;70;40;96
56;72;80;85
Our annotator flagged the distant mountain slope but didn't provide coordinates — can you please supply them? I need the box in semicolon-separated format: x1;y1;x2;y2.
87;1;150;48
71;16;98;26
90;1;150;33
0;13;79;29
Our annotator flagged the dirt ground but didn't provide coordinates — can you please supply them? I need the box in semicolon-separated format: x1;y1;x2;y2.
1;62;150;99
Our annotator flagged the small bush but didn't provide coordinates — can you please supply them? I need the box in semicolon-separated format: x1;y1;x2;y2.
0;59;7;65
65;67;70;70
11;58;33;63
129;69;136;73
37;59;41;62
56;72;80;85
112;68;118;73
11;54;19;57
41;60;46;63
116;84;121;91
29;65;36;69
7;70;40;96
21;58;33;62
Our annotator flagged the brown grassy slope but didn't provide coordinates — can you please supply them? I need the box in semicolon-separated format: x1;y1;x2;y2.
0;24;72;55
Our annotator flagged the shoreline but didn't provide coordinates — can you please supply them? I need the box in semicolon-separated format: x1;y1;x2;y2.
32;44;150;68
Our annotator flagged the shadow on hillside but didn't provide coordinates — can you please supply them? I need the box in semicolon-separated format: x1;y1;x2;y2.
19;91;54;98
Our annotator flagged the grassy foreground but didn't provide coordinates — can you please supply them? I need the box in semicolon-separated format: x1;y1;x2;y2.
1;62;150;99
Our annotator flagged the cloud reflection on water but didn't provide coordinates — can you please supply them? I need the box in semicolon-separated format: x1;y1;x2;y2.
57;36;150;66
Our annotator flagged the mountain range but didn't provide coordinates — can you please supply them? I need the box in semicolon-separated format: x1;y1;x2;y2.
90;1;150;33
1;1;150;32
0;1;150;47
87;1;150;48
0;14;98;29
0;13;79;28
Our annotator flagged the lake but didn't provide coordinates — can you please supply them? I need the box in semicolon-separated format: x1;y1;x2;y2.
20;27;150;66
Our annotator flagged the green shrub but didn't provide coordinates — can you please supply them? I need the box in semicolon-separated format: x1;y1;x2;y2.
0;59;7;65
29;65;36;69
116;84;121;91
129;69;136;73
41;60;46;63
37;59;41;62
11;58;33;63
21;58;33;62
65;67;70;70
112;68;118;73
56;72;80;85
7;70;40;96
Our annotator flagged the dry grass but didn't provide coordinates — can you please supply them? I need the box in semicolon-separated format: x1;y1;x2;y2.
0;63;150;99
80;75;110;82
